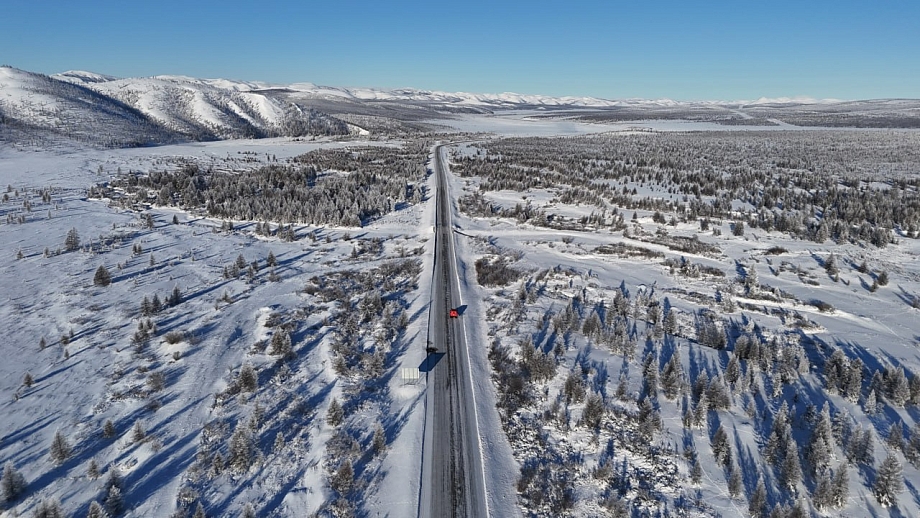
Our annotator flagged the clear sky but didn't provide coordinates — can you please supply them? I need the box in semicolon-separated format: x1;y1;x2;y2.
4;0;918;101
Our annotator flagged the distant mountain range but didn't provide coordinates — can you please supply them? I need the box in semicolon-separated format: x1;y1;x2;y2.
2;65;919;148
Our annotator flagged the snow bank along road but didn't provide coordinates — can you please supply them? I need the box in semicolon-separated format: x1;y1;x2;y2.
419;145;489;517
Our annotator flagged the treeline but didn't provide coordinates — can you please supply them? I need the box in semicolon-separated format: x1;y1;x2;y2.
94;144;429;227
451;132;920;246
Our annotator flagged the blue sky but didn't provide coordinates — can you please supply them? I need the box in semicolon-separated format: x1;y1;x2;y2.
4;0;918;100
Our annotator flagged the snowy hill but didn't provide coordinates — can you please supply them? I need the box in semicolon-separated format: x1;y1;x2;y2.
86;76;348;140
0;67;349;147
0;66;177;147
52;70;120;85
4;65;920;149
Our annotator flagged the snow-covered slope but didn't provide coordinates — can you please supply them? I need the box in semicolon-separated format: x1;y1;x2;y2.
52;70;119;85
87;76;347;140
0;66;177;147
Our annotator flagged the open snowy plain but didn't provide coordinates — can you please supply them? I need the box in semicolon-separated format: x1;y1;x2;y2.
2;70;920;517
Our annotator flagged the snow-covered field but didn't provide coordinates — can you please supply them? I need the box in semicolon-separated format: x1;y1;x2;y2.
439;128;920;517
0;137;438;517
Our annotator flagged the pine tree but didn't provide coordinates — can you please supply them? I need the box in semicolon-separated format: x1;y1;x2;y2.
132;420;145;443
32;498;64;518
749;477;767;517
865;389;878;414
728;465;743;499
781;436;803;490
887;367;910;407
192;502;206;518
104;466;122;493
690;456;703;485
813;469;834;511
877;271;889;286
873;453;903;507
169;285;182;307
65;227;80;251
23;372;34;388
87;500;109;518
241;504;256;518
373;422;386;455
582;392;605;429
910;374;920;406
1;461;26;502
267;251;277;267
104;484;124;516
807;404;834;475
270;329;293;358
103;419;116;439
330;460;354;495
327;398;344;427
825;254;838;275
228;425;254;474
94;265;112;287
712;424;732;468
238;363;257;392
788;498;807;518
831;463;849;508
845;358;863;402
888;421;904;452
87;458;100;480
660;352;683;399
49;430;71;465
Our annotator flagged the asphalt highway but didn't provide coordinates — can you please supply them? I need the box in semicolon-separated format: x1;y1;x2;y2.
419;145;488;518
